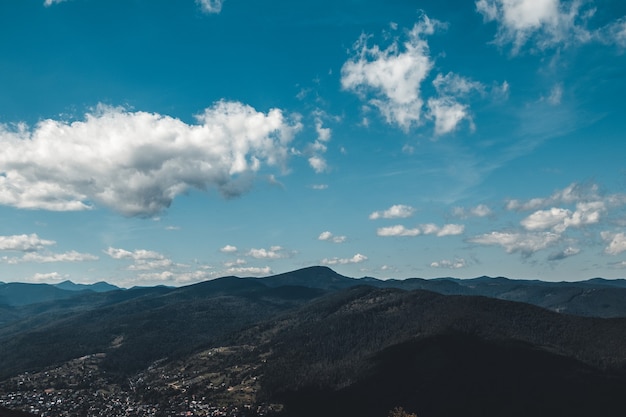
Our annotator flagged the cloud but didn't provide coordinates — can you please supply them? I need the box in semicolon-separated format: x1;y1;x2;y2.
377;225;421;237
2;250;99;264
30;272;67;282
521;202;605;232
341;15;439;130
223;258;247;268
306;112;334;173
377;223;464;237
430;258;467;269
601;231;626;255
105;247;166;261
427;72;484;135
469;231;560;256
196;0;223;14
341;17;485;136
431;223;465;237
43;0;67;6
506;182;600;211
105;247;176;271
321;253;368;265
0;101;301;217
225;266;272;276
475;0;594;53
548;246;580;261
318;231;347;243
369;204;416;220
0;234;55;252
246;246;291;260
220;245;238;253
453;204;492;218
308;156;328;173
22;251;99;263
311;184;328;190
601;17;626;48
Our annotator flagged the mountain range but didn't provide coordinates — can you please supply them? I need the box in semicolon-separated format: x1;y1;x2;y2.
0;267;625;417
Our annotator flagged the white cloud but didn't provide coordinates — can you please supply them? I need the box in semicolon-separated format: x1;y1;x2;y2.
225;266;272;276
30;272;67;282
453;204;492;218
0;101;301;217
521;207;571;231
420;223;465;236
475;0;593;52
247;246;290;260
377;223;464;237
601;231;626;255
434;223;466;237
428;72;484;135
311;184;328;190
220;245;238;253
105;247;175;271
506;182;600;211
308;156;328;173
196;0;223;14
321;253;368;265
127;258;175;271
3;251;99;264
223;258;246;268
22;251;99;263
105;247;166;261
430;258;467;269
521;202;604;232
427;98;470;135
341;15;439;130
377;225;421;237
469;231;561;256
43;0;67;6
369;204;416;220
432;72;485;97
0;234;55;252
318;231;347;243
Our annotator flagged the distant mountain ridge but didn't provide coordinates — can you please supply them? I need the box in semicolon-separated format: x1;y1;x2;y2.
0;280;120;307
1;266;625;317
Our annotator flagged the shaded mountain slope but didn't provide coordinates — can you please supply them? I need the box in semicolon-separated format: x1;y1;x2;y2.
248;287;626;408
0;277;327;380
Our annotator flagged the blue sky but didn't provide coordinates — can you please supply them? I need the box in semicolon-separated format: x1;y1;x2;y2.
1;0;626;286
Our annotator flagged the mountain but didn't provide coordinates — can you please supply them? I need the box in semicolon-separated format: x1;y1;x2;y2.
53;280;120;293
0;283;85;307
1;267;626;416
0;280;119;308
254;266;626;318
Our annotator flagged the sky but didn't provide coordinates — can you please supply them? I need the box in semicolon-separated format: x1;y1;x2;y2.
1;0;626;287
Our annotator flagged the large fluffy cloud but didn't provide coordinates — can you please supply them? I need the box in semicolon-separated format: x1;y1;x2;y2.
341;16;484;135
521;202;604;232
0;101;301;217
341;15;438;131
475;0;593;52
